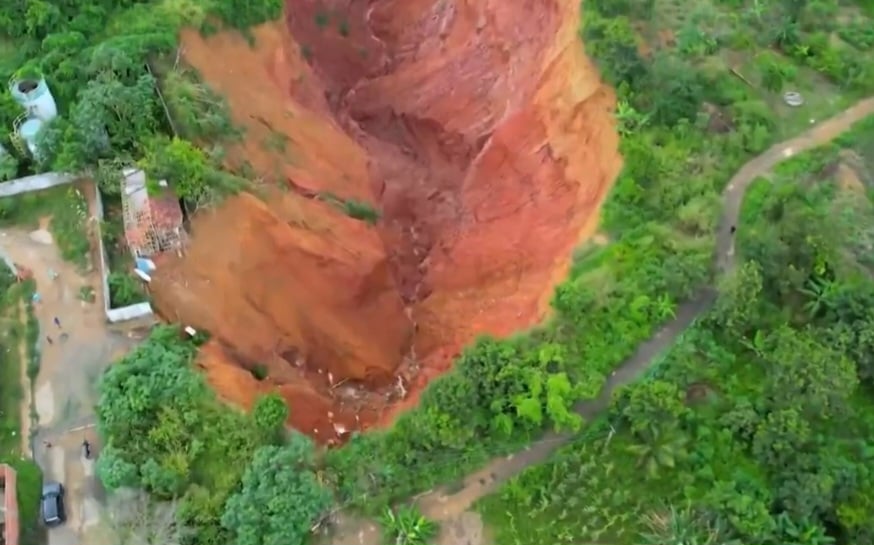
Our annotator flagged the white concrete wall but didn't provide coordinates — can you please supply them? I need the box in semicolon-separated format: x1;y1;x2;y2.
106;302;153;323
0;172;74;197
92;186;154;322
0;172;154;324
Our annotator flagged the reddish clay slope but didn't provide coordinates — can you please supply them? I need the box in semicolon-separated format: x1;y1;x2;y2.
151;0;620;440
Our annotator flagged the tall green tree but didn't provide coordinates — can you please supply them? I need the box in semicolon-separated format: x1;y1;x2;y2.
221;439;331;545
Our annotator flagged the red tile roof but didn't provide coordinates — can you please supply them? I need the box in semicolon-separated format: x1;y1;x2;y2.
125;190;183;252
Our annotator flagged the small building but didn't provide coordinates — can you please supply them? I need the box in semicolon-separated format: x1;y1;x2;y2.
121;169;185;258
1;463;19;545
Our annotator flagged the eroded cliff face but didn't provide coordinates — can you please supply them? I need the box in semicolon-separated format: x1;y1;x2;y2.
151;0;620;441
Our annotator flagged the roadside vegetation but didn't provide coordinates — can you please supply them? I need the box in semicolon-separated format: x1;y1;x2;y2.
0;261;44;545
478;116;874;543
40;0;874;544
0;263;27;458
324;0;874;513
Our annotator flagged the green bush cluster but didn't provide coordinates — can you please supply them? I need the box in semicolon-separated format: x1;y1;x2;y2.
95;326;331;545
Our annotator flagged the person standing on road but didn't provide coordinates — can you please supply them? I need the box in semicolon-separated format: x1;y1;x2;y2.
45;335;52;345
53;316;61;328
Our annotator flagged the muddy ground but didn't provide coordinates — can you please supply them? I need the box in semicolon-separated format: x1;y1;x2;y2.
0;213;142;545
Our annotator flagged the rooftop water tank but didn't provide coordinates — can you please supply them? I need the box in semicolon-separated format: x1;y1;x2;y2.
9;76;58;122
18;117;44;159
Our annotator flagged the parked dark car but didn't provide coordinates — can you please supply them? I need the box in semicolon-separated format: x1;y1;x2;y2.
41;481;65;526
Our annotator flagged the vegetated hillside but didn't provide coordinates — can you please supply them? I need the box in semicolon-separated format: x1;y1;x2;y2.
479;117;874;545
148;0;620;440
469;0;874;543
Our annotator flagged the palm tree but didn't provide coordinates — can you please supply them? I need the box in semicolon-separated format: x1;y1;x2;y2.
626;425;689;479
616;100;651;136
799;276;838;318
655;293;676;320
639;503;741;545
379;506;439;545
773;513;835;545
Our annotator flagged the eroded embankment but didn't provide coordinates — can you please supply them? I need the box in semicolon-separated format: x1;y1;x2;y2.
150;0;620;442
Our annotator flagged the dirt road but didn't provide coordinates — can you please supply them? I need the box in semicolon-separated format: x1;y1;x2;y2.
0;225;138;545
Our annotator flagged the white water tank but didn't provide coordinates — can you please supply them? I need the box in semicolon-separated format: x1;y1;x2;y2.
18;117;44;159
9;77;58;122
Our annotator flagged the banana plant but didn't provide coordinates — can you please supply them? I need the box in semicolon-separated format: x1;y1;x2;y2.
379;505;439;545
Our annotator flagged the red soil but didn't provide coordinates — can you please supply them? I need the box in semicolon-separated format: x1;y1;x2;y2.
150;0;621;442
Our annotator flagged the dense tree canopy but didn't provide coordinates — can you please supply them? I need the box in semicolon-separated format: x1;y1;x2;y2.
221;440;331;545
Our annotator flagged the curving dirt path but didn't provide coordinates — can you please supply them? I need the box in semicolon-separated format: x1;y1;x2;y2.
414;96;874;523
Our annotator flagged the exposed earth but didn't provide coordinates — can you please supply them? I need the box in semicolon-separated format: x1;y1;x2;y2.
149;0;620;442
318;97;874;545
0;203;140;545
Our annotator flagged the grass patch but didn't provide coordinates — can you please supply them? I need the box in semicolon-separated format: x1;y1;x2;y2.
0;458;44;545
0;265;37;460
317;191;381;225
0;184;92;271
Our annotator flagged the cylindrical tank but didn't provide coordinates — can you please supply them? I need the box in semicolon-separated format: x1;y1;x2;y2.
9;77;58;122
18;117;44;159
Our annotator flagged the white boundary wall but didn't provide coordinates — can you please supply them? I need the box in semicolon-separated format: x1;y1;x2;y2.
0;172;154;323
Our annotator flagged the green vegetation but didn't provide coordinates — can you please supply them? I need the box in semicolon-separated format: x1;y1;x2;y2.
78;284;95;303
221;440;331;545
0;262;26;458
342;198;381;225
478;117;874;544
0;184;91;270
98;197;148;308
80;0;874;544
95;326;332;545
0;0;270;205
379;506;440;545
317;191;382;225
5;457;44;545
0;261;43;545
322;0;874;516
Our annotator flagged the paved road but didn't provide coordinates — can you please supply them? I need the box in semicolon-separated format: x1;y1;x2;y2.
413;97;874;522
0;220;138;545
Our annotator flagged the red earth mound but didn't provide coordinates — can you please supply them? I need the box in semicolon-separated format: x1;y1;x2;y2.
150;0;621;442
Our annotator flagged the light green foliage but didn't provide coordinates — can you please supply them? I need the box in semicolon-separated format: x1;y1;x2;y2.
221;439;332;545
252;393;289;444
713;260;764;336
139;136;243;208
759;326;858;418
107;271;147;308
2;459;43;545
379;506;439;545
342;199;381;225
